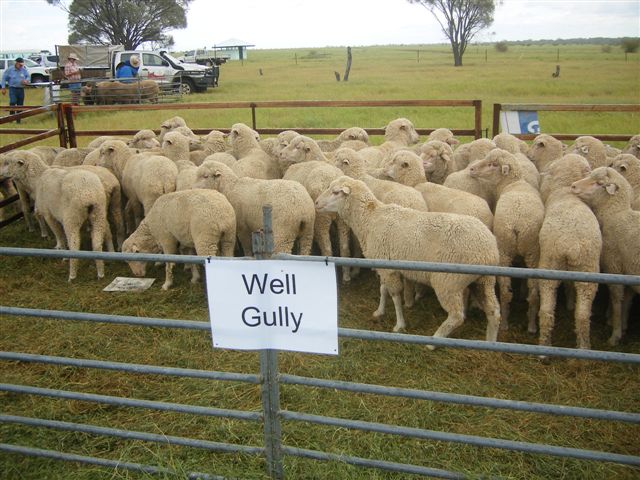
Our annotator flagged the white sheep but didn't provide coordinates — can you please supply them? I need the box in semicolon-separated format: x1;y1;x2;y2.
122;189;237;290
228;123;282;179
193;160;315;256
278;135;331;172
333;147;428;212
571;167;640;345
27;146;67;165
451;138;496;171
127;130;160;149
385;149;493;230
622;134;640;159
1;153;108;281
189;130;229;165
427;128;460;148
175;159;198;191
418;140;457;184
569;136;610;169
202;152;238;168
52;148;93;167
526;134;565;173
317;127;370;152
159;116;188;142
120;154;178;228
493;132;529;156
315;176;502;344
357;118;420;168
610;153;640;210
536;154;602;350
469;149;545;330
443;166;496;211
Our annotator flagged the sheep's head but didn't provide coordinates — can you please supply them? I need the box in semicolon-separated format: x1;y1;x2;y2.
569;136;607;168
193;160;234;191
121;231;160;277
469;149;518;180
97;140;128;168
333;148;364;176
316;176;354;213
339;127;369;144
279;135;312;163
162;131;190;152
0;151;41;181
623;135;640;159
385;118;420;146
610;154;639;181
419;140;453;174
570;167;632;209
428;128;459;148
385;150;422;182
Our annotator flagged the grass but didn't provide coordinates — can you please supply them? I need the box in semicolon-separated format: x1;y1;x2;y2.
1;42;640;479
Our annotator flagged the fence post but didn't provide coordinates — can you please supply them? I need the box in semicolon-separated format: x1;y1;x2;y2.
56;104;68;148
253;205;284;479
251;103;258;131
492;103;502;138
473;100;482;139
63;104;77;148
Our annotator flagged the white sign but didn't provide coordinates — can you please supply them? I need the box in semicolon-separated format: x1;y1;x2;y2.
103;277;155;292
205;259;338;355
500;110;540;135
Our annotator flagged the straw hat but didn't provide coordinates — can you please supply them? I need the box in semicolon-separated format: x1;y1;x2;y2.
129;55;140;67
68;53;79;61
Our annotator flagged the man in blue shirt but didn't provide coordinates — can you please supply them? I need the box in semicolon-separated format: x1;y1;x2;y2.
1;57;30;123
115;55;140;83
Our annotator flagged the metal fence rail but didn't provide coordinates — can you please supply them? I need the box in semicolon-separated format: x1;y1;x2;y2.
1;231;640;478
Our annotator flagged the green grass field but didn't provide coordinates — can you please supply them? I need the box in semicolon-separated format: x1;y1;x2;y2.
1;43;639;479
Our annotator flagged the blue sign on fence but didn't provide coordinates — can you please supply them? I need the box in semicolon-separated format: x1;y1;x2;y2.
500;110;540;134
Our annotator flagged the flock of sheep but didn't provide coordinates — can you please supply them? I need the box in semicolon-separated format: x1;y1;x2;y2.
0;116;639;350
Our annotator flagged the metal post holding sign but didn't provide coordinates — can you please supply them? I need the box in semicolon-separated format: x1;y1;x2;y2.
254;205;284;479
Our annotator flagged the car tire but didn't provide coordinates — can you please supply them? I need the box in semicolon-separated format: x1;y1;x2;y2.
180;79;195;95
31;74;46;84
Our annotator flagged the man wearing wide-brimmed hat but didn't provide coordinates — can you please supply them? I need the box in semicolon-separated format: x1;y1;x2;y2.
115;55;140;83
64;52;82;104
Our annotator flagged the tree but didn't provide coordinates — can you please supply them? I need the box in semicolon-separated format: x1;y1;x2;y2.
408;0;496;66
46;0;193;50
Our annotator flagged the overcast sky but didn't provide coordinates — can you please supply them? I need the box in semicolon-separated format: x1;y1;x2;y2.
1;0;639;53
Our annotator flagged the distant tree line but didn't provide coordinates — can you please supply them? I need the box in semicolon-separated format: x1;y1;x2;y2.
485;37;639;47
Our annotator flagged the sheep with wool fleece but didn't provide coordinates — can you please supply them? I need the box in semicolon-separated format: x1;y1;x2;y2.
493;132;529;156
52;148;93;167
283;160;353;282
469;148;545;331
536;154;601;350
384;149;493;230
193;160;315;257
122;189;237;290
1;153;108;281
158;115;188;142
278;135;332;172
622;134;640;159
568;136;611;169
427;128;460;148
120;154;178;229
526;134;565;173
228;123;282;179
356;117;420;168
315;176;501;343
27;146;66;165
418;140;458;184
451;138;497;171
316;127;370;152
333;147;428;212
127;130;161;149
610;153;640;210
189;130;230;165
175;159;198;191
0;151;49;237
571;167;640;346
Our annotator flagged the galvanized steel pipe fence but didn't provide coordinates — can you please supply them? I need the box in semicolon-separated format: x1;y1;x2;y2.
1;207;640;479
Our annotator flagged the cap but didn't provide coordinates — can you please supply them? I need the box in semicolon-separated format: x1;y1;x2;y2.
129;55;140;67
15;57;24;63
68;53;79;61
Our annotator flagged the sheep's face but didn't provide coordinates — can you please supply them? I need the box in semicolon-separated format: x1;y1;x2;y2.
623;136;640;159
121;239;148;277
469;151;512;179
193;163;225;190
340;127;368;143
333;149;359;175
420;142;451;173
386;151;419;180
0;156;28;180
611;154;638;180
315;179;352;213
385;118;419;145
279;136;312;165
570;167;624;206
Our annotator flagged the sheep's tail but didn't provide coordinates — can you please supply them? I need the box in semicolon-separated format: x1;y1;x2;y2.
296;216;315;256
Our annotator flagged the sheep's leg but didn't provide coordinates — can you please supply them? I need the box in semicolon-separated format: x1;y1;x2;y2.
123;200;139;234
109;191;126;250
296;220;314;256
537;278;559;347
63;223;82;282
403;277;415;308
88;207;107;279
497;275;513;330
607;284;625;346
336;218;351;283
526;278;539;334
574;281;597;350
272;233;293;255
15;187;35;232
36;213;49;238
430;285;466;350
475;276;501;343
563;281;576;312
373;280;388;318
314;213;333;257
194;240;219;284
159;239;179;290
377;271;406;332
43;214;67;251
219;232;236;258
102;222;115;253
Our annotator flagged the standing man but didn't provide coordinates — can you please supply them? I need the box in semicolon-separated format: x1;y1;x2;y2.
64;53;82;105
1;57;30;123
115;55;140;83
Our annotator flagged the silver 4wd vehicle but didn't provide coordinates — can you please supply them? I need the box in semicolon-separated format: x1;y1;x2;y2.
115;50;217;94
0;58;51;84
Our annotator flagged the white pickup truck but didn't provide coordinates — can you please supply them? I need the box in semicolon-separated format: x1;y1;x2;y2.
0;57;51;84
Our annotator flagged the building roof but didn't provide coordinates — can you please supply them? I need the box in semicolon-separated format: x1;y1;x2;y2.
214;38;255;48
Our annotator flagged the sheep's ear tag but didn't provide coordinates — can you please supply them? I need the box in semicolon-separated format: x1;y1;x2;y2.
501;164;510;175
605;183;618;195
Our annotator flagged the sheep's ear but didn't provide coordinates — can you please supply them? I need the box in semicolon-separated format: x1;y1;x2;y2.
16;159;25;166
605;183;618;195
340;185;351;195
501;164;510;175
618;164;627;173
580;145;589;154
399;125;407;130
213;169;223;178
304;146;311;153
442;153;451;163
402;161;410;168
448;138;460;147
